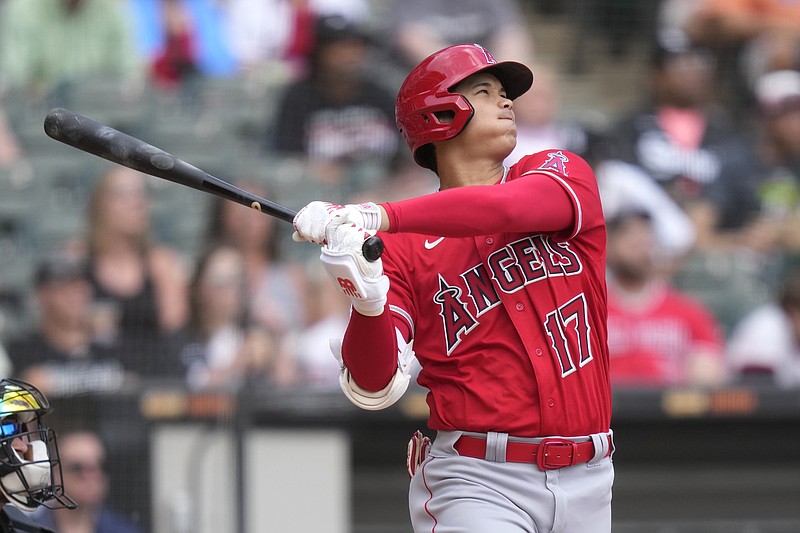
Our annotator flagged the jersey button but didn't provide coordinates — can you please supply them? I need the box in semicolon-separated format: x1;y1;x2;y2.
535;348;543;356
515;303;524;311
485;237;494;245
547;398;555;407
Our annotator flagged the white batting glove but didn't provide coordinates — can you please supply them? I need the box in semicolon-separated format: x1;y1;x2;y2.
293;201;382;245
321;223;389;316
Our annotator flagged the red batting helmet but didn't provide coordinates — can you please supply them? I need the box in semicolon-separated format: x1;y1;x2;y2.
395;44;534;169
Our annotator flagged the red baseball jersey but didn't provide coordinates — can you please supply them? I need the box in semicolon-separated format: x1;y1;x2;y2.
375;150;611;437
606;281;724;386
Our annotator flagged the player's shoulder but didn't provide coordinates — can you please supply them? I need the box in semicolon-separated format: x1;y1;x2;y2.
510;149;595;180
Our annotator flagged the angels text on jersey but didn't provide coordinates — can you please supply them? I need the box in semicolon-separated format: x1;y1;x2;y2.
434;234;583;356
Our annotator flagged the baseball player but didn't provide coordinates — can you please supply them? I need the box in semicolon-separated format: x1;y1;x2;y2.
0;378;75;533
293;43;614;533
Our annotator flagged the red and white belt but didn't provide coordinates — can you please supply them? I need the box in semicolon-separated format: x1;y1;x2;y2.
454;434;612;470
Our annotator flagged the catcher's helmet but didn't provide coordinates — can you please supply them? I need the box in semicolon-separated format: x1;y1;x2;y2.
0;378;74;511
395;43;534;169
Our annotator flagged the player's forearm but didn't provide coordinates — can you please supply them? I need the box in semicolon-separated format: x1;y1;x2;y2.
342;307;399;391
380;173;573;236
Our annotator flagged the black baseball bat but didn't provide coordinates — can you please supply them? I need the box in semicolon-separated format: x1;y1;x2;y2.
42;108;384;261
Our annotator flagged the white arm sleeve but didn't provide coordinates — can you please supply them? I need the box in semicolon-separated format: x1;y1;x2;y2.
329;328;416;411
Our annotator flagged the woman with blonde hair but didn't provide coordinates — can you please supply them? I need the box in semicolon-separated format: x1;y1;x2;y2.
83;166;188;377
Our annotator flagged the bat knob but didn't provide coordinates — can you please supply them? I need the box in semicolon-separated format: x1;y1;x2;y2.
362;236;384;262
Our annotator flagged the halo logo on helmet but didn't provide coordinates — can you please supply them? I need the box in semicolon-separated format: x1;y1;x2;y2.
395;44;534;170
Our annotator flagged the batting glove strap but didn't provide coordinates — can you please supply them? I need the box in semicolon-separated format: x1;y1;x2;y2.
322;223;388;315
345;202;382;232
321;247;389;317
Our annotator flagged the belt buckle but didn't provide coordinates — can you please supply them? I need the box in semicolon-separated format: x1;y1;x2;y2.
535;438;578;470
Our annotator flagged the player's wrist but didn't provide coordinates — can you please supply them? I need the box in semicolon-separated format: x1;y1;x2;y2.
378;205;390;231
352;298;387;317
379;202;399;233
346;202;382;232
350;273;389;316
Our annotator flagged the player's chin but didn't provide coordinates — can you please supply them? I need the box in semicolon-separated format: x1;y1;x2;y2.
498;131;518;155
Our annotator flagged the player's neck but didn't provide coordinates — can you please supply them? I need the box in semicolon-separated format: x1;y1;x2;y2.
437;161;506;189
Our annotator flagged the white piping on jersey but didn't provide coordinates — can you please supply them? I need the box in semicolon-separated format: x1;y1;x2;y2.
389;304;415;338
521;169;583;239
500;165;509;183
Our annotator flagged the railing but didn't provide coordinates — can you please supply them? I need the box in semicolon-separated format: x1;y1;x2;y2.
47;383;800;533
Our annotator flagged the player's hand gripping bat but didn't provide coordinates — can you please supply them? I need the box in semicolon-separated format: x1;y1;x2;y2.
42;108;384;261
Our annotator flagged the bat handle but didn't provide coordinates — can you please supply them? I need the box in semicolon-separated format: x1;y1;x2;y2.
362;236;384;262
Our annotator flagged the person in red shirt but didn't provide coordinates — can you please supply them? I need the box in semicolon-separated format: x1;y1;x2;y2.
605;208;728;388
293;44;614;533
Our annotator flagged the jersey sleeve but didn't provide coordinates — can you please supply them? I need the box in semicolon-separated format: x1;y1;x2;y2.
381;150;602;242
514;150;605;241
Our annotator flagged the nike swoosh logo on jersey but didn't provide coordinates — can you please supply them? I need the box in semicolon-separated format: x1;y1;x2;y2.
424;237;445;249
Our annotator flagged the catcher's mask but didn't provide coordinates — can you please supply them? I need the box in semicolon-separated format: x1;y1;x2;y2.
395;43;534;170
0;378;75;511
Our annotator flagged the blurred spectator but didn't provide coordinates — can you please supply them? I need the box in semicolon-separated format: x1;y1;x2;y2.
175;243;294;390
605;209;728;388
746;69;800;252
727;265;800;387
127;0;237;89
0;0;142;98
504;64;591;166
32;430;142;533
204;180;308;347
382;0;534;70
148;0;201;91
6;251;132;397
269;14;401;188
604;28;764;252
81;167;188;377
684;0;800;94
0;104;22;168
0;346;10;379
597;160;697;268
293;264;351;389
223;0;370;78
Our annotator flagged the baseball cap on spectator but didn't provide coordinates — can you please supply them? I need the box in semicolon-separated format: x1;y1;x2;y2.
605;207;652;234
755;69;800;117
314;14;370;47
650;28;715;70
34;252;88;287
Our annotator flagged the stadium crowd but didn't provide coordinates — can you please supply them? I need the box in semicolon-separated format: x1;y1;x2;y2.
0;0;799;402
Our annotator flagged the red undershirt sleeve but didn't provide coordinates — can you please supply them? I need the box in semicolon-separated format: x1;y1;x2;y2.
382;172;574;236
341;307;398;391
